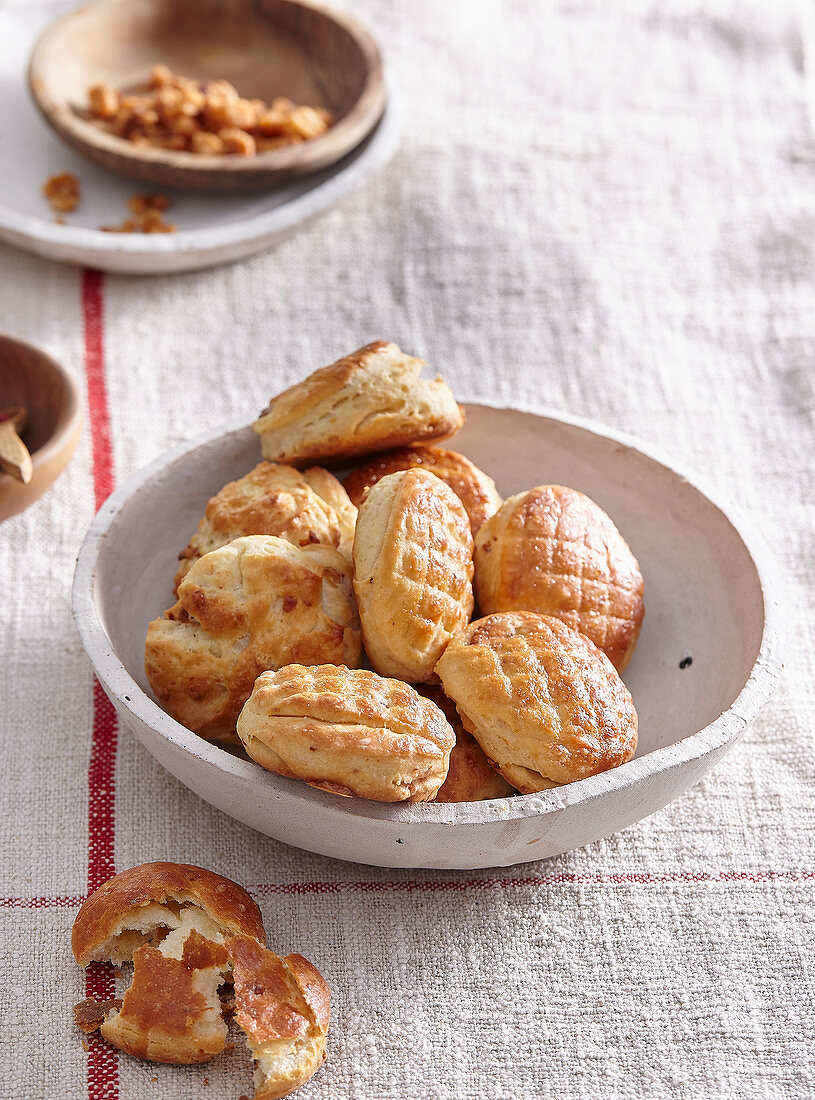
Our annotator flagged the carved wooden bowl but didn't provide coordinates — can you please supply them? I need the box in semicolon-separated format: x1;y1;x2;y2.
28;0;386;191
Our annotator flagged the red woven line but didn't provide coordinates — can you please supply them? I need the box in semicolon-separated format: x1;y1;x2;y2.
82;269;114;511
84;963;118;1100
83;269;119;1100
87;681;117;894
0;896;84;909
247;869;815;895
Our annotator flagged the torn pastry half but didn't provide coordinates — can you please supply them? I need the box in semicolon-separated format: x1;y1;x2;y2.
231;934;331;1100
72;863;330;1097
72;862;265;1065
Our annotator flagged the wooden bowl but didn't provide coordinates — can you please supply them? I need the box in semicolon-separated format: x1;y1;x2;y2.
0;334;82;523
28;0;386;192
72;405;782;868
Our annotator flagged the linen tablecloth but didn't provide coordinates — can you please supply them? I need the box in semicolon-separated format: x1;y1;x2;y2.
1;0;813;1097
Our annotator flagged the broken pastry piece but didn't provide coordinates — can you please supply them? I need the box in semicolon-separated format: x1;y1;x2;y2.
71;861;266;967
174;461;357;589
252;341;465;467
72;863;266;1063
72;862;330;1096
230;934;330;1100
101;930;231;1064
145;535;362;742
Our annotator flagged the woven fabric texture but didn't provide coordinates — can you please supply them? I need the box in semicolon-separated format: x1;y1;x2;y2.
0;0;813;1098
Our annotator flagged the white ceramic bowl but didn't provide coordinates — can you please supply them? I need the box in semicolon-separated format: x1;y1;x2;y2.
72;404;782;869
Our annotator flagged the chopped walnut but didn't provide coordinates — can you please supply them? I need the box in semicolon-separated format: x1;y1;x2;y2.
282;106;329;140
101;193;176;234
128;192;169;215
150;62;174;88
218;127;256;156
141;209;176;233
42;172;81;213
191;130;225;154
88;83;120;119
87;64;333;156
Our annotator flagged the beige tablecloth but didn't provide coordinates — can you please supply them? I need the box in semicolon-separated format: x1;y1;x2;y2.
1;0;813;1097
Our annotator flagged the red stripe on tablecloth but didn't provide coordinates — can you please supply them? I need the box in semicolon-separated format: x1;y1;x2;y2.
0;896;85;908
82;269;119;1100
0;867;811;910
247;868;815;895
82;269;115;511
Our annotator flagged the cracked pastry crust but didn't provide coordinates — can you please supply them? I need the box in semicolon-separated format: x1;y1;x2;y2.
70;862;331;1091
175;461;357;589
435;612;638;793
236;664;456;802
230;934;330;1100
145;535;362;742
72;861;266;968
343;445;502;535
100;930;231;1064
353;468;475;683
418;686;516;802
474;485;644;670
252;341;465;467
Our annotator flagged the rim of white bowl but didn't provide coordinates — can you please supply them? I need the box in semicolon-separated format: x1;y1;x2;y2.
0;85;402;262
72;401;784;828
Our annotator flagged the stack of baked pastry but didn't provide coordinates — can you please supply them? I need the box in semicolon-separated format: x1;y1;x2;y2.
145;340;644;803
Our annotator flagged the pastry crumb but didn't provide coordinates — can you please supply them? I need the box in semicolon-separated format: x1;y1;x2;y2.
73;996;122;1033
43;171;81;213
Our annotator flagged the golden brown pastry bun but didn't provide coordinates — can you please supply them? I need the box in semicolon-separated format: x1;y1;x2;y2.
252;341;464;467
71;861;265;968
353;469;474;682
474;485;644;670
237;664;455;802
343;445;501;535
435;612;638;793
419;686;515;802
175;461;356;588
230;934;330;1100
146;535;361;742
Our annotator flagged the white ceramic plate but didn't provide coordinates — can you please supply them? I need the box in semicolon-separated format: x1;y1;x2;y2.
72;404;782;869
0;8;401;274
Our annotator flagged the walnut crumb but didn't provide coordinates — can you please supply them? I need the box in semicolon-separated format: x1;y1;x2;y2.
43;172;81;213
100;193;175;234
87;64;332;155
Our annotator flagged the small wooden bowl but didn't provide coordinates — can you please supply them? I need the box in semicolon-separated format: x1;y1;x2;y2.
0;334;82;523
28;0;386;192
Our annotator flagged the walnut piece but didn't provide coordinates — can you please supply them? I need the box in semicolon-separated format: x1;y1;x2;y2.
87;65;333;156
42;172;81;213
